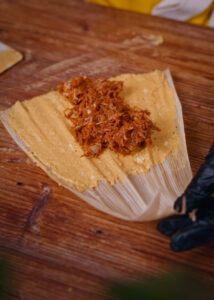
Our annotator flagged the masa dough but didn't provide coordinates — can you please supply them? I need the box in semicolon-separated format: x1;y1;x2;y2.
1;70;181;192
0;45;22;74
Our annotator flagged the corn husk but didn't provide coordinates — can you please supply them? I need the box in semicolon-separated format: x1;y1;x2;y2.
1;70;192;221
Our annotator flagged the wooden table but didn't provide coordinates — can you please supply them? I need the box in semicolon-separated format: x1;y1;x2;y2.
0;0;214;299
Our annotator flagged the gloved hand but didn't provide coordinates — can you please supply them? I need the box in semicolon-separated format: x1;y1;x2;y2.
158;143;214;252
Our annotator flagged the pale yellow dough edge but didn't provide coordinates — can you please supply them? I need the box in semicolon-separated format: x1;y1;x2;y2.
0;49;22;74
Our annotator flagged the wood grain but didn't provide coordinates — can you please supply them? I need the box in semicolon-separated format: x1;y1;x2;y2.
0;0;214;299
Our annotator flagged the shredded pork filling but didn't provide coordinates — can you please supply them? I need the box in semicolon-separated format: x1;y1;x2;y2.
58;76;159;157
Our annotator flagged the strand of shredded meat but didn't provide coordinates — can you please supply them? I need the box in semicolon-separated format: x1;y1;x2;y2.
58;76;159;157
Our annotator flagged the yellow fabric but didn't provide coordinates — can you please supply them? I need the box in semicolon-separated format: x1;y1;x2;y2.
87;0;213;26
87;0;162;15
188;2;214;26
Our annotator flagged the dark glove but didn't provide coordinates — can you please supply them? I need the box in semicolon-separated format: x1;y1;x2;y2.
158;143;214;252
